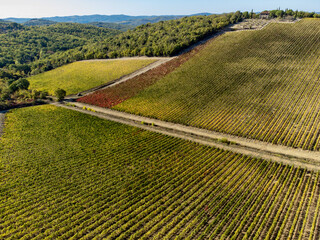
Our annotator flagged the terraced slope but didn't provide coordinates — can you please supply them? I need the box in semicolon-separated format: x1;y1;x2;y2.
113;19;320;151
1;105;320;239
28;59;156;95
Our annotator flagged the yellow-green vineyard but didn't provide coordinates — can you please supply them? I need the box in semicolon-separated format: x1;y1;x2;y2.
114;19;320;150
28;59;156;95
1;105;320;239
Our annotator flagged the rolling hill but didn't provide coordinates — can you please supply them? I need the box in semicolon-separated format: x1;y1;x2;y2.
3;13;212;25
29;12;242;75
23;19;57;26
80;19;320;151
0;13;241;78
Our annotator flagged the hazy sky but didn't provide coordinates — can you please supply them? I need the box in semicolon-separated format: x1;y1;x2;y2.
1;0;319;18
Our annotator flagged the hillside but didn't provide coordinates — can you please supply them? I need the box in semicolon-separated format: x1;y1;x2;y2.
80;19;320;151
28;59;157;95
1;105;319;239
30;12;242;75
0;23;121;75
0;13;241;79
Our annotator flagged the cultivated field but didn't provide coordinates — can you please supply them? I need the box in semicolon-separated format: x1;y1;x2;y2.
28;59;156;95
1;105;320;239
106;19;320;151
77;49;197;108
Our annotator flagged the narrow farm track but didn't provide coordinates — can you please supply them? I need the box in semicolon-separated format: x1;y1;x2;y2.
67;57;173;99
54;101;320;171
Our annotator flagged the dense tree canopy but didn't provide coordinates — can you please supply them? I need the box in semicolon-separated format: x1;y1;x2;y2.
0;22;24;33
0;23;121;75
268;9;320;19
31;12;243;75
87;22;134;31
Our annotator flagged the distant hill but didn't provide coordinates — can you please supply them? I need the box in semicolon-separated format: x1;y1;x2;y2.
3;18;30;24
24;19;57;26
115;16;189;26
3;13;212;26
87;22;134;31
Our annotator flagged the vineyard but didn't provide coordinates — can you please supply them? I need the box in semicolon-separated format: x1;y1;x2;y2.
28;59;156;95
109;19;320;151
77;46;201;108
1;105;320;239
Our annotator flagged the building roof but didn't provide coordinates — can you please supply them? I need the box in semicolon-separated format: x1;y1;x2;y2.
260;11;270;15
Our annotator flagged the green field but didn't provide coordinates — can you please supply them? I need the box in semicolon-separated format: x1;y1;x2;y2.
1;105;320;239
28;59;156;95
114;19;320;151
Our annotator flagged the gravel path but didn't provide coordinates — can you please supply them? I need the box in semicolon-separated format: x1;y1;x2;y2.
66;57;173;99
53;102;320;171
80;56;174;62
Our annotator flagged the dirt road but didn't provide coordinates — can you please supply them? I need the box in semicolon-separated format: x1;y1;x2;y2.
80;56;174;62
5;19;312;171
66;57;173;99
53;101;320;171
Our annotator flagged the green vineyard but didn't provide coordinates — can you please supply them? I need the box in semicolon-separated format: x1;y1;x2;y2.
1;105;320;239
28;59;156;95
114;19;320;150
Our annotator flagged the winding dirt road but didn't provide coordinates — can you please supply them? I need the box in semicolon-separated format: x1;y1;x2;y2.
54;101;320;171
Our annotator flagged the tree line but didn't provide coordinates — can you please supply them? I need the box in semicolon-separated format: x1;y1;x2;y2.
242;8;320;19
31;12;243;75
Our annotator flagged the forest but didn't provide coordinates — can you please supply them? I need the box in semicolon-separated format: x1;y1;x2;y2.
31;12;243;75
0;22;120;73
0;13;242;77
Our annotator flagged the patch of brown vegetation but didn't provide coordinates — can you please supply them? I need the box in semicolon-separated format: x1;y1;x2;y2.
77;41;207;108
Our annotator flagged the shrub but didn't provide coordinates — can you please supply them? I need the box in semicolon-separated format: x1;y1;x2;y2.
8;78;30;93
55;88;66;102
39;91;48;99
